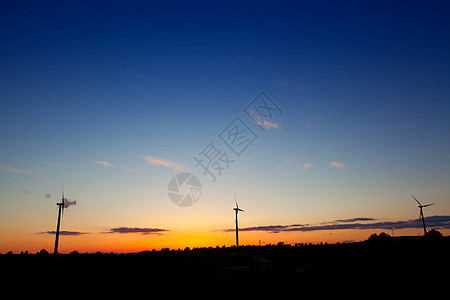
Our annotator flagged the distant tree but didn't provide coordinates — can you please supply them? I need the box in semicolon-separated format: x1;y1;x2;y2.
368;232;391;241
368;232;392;247
6;251;13;255
369;233;377;240
277;242;285;247
378;232;391;240
39;249;49;255
425;229;443;240
70;250;79;255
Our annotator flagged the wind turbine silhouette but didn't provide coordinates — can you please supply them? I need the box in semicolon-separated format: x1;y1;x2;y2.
411;195;435;236
53;186;76;254
233;194;244;248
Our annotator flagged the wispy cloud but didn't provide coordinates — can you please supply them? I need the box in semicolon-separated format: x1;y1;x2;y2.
249;110;280;129
301;163;312;170
123;166;138;173
93;160;115;167
93;160;138;173
104;227;169;235
39;231;88;236
329;161;345;168
237;54;253;63
144;156;184;170
222;216;450;233
333;217;377;223
274;78;292;87
0;164;33;174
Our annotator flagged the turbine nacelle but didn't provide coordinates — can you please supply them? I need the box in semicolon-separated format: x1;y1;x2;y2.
233;194;244;212
411;195;434;208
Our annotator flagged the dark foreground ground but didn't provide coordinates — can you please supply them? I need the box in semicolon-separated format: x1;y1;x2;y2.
2;238;449;298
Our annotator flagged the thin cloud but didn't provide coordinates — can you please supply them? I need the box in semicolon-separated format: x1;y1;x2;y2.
329;161;345;168
144;156;184;170
249;110;280;129
104;227;169;235
93;160;115;167
93;161;138;173
0;164;33;174
301;163;312;170
123;166;138;173
237;54;253;63
39;231;88;236
45;193;51;198
274;78;292;87
222;225;291;234
222;215;450;233
333;217;377;223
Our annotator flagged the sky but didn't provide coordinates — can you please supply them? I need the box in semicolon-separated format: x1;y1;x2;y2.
1;0;449;253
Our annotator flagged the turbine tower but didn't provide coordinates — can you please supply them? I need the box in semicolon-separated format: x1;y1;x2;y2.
233;194;244;248
411;195;435;236
53;187;76;254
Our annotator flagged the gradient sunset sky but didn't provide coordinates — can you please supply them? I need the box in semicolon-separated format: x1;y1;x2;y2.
1;0;449;253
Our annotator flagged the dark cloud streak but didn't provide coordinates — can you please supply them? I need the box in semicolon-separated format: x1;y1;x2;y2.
333;217;377;223
105;227;169;235
223;215;450;233
40;231;88;236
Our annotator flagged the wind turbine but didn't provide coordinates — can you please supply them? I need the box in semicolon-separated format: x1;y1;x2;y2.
411;195;435;236
233;194;244;248
53;186;76;254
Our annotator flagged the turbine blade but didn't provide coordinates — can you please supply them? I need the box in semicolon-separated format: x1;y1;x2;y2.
411;195;421;206
234;194;238;209
422;203;435;207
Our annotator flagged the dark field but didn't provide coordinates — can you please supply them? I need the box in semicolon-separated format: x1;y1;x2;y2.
2;237;449;298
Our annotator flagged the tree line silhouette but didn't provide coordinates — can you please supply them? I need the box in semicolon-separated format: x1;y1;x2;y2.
2;231;448;297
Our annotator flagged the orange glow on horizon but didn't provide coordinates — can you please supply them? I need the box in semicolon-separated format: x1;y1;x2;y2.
2;227;448;254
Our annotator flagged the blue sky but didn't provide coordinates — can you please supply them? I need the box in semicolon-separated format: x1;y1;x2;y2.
1;0;449;252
